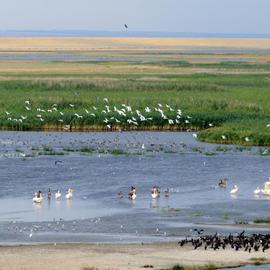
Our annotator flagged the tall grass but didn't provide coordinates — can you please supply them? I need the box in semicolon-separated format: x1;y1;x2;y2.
0;73;269;146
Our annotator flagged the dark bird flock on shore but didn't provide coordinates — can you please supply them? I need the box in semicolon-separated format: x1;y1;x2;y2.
178;230;270;253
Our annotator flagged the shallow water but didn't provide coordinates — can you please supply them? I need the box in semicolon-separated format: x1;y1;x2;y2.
224;265;270;270
0;131;270;244
0;51;267;62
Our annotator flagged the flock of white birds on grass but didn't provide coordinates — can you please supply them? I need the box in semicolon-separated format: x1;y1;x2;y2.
4;98;202;130
4;98;269;142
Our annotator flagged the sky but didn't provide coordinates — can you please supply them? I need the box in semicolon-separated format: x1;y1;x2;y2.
1;0;269;34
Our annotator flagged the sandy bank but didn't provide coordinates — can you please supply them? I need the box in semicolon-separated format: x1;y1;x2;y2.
1;37;270;51
0;242;269;270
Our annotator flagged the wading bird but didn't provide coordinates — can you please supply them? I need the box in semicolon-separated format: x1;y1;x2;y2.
65;188;74;199
55;190;61;200
230;185;239;194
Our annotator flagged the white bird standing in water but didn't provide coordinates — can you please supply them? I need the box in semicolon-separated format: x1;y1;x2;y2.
33;191;42;203
230;185;239;194
65;188;74;199
151;186;160;199
55;190;61;200
128;186;136;200
254;187;261;195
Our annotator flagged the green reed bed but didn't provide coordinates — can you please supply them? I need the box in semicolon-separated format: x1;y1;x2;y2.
0;73;269;146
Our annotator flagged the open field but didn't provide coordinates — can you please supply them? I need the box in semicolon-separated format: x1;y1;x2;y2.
0;38;269;146
0;243;269;270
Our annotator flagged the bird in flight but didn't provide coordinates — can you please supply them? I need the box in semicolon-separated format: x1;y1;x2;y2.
124;24;128;29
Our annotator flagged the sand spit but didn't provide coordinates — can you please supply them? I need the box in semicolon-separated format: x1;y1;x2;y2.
0;242;269;270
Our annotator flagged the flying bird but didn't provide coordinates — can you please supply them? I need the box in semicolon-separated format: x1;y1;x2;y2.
124;24;128;29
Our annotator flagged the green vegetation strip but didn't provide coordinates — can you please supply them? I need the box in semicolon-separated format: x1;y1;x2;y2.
0;72;269;146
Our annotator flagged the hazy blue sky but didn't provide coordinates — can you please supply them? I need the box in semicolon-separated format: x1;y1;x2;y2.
1;0;269;33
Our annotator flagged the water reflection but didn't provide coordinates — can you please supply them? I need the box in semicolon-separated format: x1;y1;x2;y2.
66;199;73;209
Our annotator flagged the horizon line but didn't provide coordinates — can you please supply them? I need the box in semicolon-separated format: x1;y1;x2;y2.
1;30;270;38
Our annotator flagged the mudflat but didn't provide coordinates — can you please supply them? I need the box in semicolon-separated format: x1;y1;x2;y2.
0;243;269;270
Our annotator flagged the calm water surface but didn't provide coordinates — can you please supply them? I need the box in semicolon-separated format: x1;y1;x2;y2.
0;131;270;246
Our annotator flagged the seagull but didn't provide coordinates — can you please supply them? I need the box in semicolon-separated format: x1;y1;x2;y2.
124;24;128;29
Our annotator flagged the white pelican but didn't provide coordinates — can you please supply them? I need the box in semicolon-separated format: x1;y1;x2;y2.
230;185;239;194
33;192;42;203
65;188;74;199
151;186;160;199
55;190;61;200
254;187;261;195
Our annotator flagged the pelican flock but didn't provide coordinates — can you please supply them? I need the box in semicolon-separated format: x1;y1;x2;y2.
33;189;74;204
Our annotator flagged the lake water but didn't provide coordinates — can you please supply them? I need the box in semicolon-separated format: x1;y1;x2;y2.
225;265;270;270
0;131;270;246
0;51;269;62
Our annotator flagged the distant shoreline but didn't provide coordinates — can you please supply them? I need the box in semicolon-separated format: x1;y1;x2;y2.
0;37;270;53
1;30;270;39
